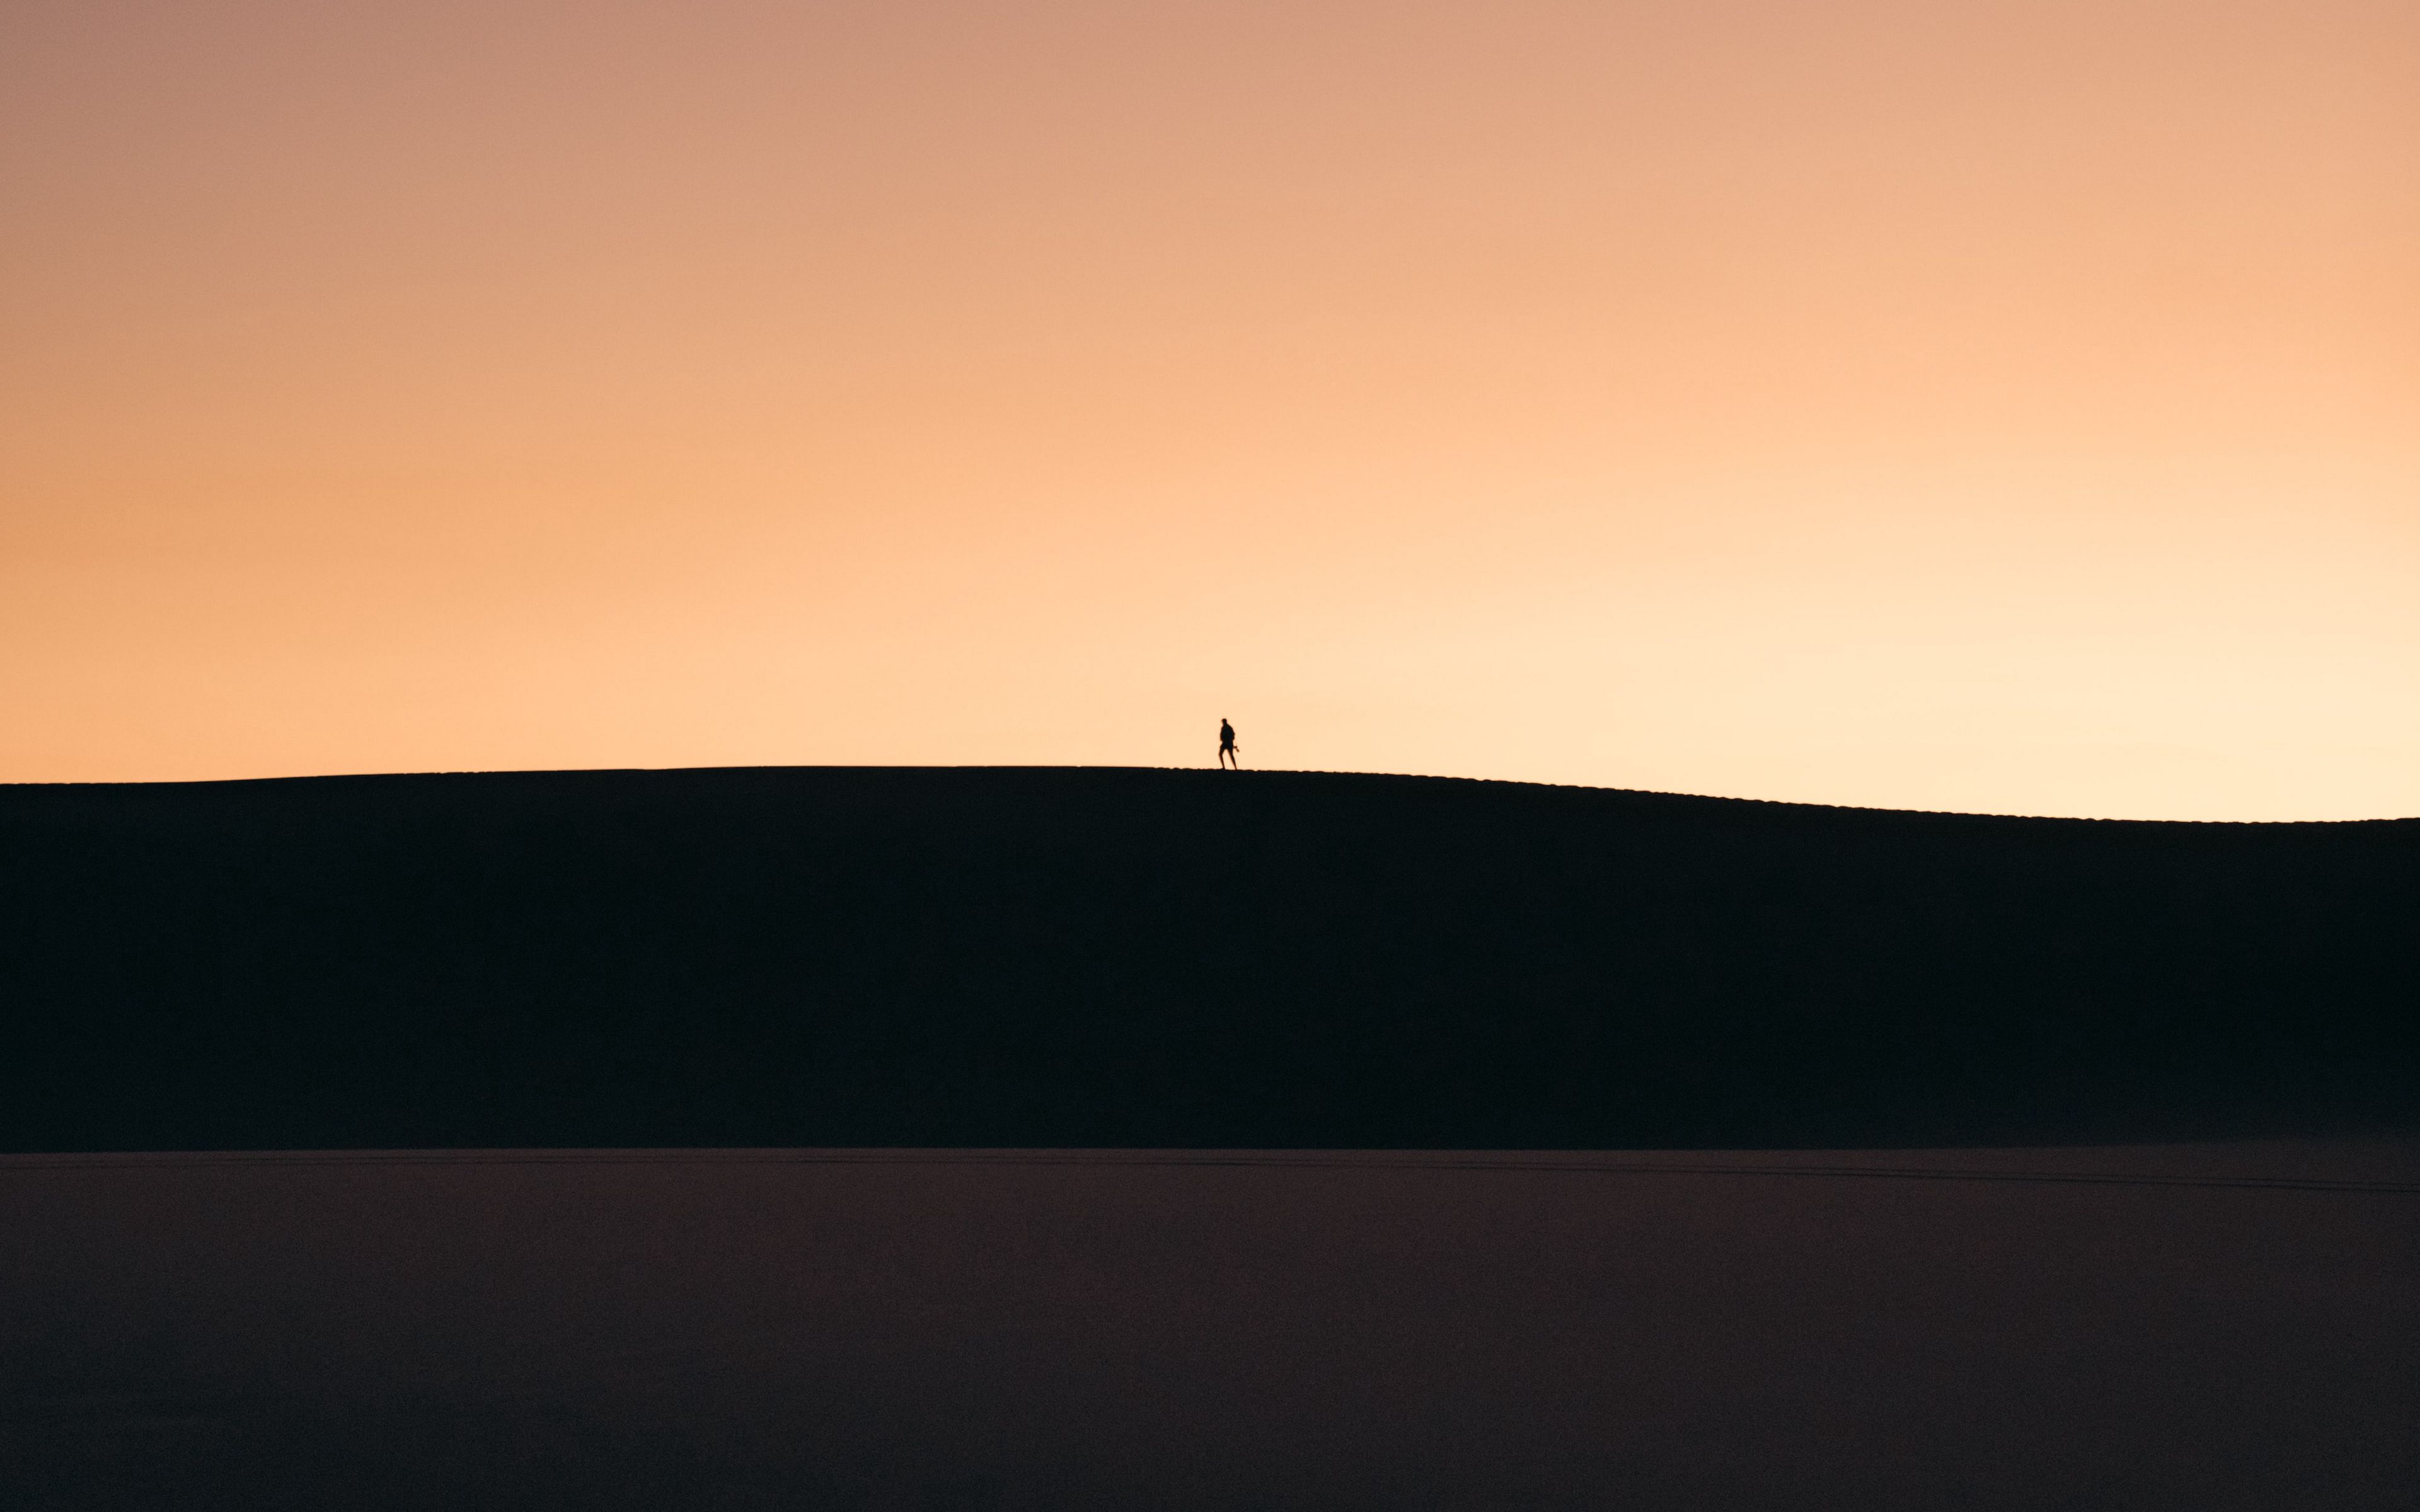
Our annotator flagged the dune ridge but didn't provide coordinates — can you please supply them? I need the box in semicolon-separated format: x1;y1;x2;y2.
2;765;2412;1153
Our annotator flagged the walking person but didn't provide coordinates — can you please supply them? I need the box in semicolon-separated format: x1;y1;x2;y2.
1218;718;1240;769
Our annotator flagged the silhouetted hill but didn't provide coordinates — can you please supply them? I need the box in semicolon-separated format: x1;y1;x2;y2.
1;767;2412;1151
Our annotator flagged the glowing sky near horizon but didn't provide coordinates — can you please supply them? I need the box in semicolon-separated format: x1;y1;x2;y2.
4;1;2415;818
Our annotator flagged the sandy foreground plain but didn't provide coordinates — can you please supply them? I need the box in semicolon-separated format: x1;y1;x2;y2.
6;1142;2416;1511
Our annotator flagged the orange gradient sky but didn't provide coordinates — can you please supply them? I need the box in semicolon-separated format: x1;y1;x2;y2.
4;1;2415;818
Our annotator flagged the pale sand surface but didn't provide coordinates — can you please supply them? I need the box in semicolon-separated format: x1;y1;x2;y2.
6;1143;2417;1510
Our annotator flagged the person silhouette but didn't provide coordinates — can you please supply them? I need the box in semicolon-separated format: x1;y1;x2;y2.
1218;719;1239;769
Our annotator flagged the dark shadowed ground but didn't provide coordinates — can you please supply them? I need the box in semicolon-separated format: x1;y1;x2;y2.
2;766;2415;1151
3;768;2416;1506
4;1144;2417;1511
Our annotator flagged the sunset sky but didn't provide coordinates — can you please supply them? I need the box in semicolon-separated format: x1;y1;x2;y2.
4;1;2414;818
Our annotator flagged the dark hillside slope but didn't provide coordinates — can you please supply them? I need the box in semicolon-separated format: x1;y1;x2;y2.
1;767;2412;1151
